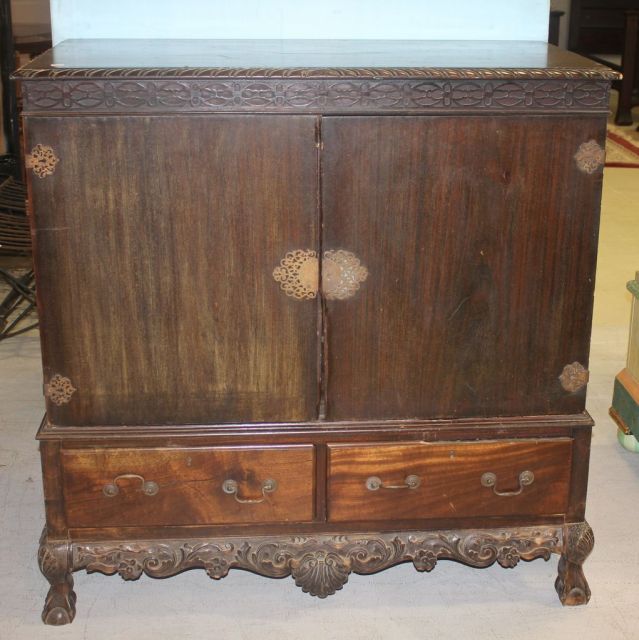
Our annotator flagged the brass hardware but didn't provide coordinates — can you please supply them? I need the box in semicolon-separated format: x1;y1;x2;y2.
103;474;159;497
322;249;369;300
273;249;319;300
559;361;589;392
365;475;421;491
222;478;278;504
44;374;76;405
574;140;605;174
480;470;534;496
273;249;368;301
25;144;59;178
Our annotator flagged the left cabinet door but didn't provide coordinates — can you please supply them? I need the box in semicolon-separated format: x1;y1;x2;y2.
25;115;320;426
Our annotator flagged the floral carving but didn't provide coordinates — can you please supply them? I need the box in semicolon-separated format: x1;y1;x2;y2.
574;140;605;174
70;526;562;601
559;362;589;393
25;144;59;178
44;374;76;405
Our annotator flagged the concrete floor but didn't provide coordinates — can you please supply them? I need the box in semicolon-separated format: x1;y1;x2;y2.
0;166;638;638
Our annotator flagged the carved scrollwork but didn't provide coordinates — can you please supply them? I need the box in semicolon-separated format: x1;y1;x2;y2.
21;79;610;114
44;374;76;405
70;526;562;601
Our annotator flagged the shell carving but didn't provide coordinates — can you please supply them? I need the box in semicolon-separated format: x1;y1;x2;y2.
290;550;351;598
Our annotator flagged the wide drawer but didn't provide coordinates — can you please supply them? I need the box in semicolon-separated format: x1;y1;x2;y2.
327;439;572;522
61;445;315;527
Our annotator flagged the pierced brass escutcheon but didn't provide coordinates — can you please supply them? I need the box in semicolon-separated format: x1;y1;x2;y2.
25;144;59;178
103;474;160;497
44;374;76;406
273;249;368;300
222;478;278;504
481;470;534;497
366;475;421;491
574;140;605;174
559;361;589;392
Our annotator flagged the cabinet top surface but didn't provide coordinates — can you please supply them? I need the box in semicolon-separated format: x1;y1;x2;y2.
15;39;616;80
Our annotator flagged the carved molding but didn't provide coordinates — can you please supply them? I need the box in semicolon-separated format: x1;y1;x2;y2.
44;374;76;405
71;526;563;599
559;362;589;393
21;79;610;114
574;140;605;174
15;66;618;80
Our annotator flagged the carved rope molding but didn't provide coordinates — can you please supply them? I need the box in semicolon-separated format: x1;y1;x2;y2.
16;66;618;80
20;79;610;114
70;526;563;598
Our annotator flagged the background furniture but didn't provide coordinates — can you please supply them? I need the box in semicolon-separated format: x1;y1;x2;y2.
0;0;39;339
569;0;639;125
16;39;615;625
610;273;639;451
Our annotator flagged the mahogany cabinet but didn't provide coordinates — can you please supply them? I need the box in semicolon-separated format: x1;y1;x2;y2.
15;39;616;624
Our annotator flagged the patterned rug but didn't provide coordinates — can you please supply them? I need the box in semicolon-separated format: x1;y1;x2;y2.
606;126;639;168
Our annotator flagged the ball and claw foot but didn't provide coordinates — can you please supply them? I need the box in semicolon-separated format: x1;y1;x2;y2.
39;530;77;625
555;521;594;606
42;575;77;625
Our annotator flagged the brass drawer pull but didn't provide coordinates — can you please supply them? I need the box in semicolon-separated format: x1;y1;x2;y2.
481;470;535;497
366;475;421;491
103;474;159;497
222;478;278;504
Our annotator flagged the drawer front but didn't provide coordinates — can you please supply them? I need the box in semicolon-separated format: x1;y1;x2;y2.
62;446;315;527
327;439;572;523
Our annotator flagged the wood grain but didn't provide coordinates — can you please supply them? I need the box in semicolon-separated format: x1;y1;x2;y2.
321;115;605;421
327;439;572;522
61;445;315;527
26;115;320;426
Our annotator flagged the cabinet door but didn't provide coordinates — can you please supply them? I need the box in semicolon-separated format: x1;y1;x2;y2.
321;116;604;420
26;115;319;425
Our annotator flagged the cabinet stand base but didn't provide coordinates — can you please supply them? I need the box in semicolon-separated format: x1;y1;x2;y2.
38;522;593;624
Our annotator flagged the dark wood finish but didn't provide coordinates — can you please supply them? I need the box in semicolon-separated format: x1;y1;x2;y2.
61;446;315;527
16;39;610;623
15;39;615;79
327;440;572;522
26;115;319;426
322;115;604;421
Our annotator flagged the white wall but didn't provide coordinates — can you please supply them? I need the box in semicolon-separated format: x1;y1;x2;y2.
50;0;551;45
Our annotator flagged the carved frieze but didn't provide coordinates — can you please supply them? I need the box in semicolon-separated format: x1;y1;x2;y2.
71;526;563;599
21;79;610;114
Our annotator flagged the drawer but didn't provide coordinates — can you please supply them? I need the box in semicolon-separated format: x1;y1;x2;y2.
327;439;572;522
61;446;315;527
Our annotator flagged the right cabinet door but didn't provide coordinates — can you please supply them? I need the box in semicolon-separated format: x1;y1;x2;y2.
321;116;605;421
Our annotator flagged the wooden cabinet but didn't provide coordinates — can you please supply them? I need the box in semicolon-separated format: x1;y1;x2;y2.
17;39;615;625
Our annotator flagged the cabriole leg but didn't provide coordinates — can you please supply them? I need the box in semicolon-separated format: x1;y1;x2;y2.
555;521;594;606
38;529;76;625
